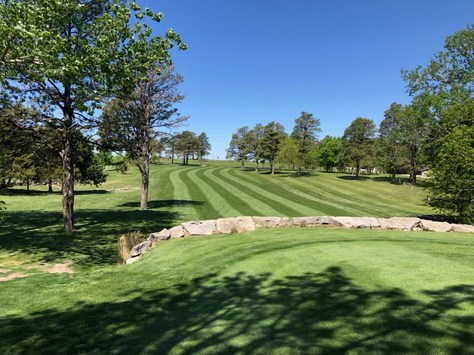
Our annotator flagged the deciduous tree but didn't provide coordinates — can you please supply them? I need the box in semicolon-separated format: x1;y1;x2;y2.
342;117;375;179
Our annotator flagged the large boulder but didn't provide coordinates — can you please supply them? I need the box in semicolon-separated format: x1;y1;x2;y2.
216;217;256;234
252;216;290;228
331;216;381;229
420;220;453;233
129;240;152;258
182;220;217;236
148;228;171;244
379;217;422;231
292;216;328;227
451;224;474;233
169;225;185;238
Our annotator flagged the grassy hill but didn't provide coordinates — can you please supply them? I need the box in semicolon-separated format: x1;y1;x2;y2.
1;161;472;354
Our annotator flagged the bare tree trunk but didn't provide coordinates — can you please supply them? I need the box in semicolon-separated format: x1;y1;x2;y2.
271;160;275;175
26;178;30;192
355;160;361;179
140;157;149;210
1;178;6;189
62;117;75;232
410;145;417;184
255;160;259;172
48;178;53;193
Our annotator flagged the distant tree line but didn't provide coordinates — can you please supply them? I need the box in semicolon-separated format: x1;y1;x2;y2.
227;26;474;224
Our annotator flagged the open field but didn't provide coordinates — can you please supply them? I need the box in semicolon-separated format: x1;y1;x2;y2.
1;161;472;354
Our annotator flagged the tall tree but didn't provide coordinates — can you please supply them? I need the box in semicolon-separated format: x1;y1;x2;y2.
317;136;343;172
99;66;187;210
196;132;211;164
227;126;251;168
276;137;301;172
291;111;321;171
262;121;287;175
342;117;376;179
247;124;265;171
378;103;409;181
1;0;185;231
174;131;198;166
403;24;474;221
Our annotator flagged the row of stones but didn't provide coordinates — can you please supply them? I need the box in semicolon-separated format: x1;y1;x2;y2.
126;216;474;264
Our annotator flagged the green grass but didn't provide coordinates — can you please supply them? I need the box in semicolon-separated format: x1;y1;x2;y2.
1;228;473;354
1;161;472;354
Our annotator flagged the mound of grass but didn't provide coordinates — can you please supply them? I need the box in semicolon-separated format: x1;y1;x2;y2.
1;227;473;353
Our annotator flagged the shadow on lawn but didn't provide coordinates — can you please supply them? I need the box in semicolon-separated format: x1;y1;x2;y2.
0;207;181;267
120;199;205;209
0;267;472;354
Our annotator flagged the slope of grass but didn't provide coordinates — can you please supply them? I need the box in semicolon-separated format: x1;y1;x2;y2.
1;228;473;354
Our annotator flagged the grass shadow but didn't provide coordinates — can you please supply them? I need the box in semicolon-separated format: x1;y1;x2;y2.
0;208;180;267
119;199;204;209
338;175;370;181
0;267;472;353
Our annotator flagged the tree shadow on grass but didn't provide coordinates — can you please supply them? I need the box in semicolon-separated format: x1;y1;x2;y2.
119;199;204;209
0;188;110;196
0;209;180;267
0;267;472;354
337;175;370;181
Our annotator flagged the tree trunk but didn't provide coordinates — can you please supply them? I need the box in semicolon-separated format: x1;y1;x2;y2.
255;160;259;172
48;179;53;193
271;160;275;175
171;150;175;164
355;160;360;179
1;178;6;189
241;158;245;169
410;145;417;184
62;123;75;232
140;155;150;211
26;178;30;192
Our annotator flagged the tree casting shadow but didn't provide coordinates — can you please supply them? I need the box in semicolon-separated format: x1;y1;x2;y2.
120;199;204;209
0;267;472;354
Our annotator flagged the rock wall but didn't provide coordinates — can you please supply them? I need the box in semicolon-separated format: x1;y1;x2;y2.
126;216;474;264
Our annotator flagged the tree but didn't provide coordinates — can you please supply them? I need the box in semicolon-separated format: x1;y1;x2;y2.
291;111;321;171
99;66;187;210
227;126;251;168
342;117;376;178
262;121;287;175
247;124;265;171
317;136;342;172
403;24;474;220
276;137;301;172
377;103;409;181
1;0;185;231
196;132;211;164
428;125;473;223
174;131;198;166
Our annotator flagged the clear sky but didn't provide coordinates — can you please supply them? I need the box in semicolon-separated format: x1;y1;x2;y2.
141;0;474;159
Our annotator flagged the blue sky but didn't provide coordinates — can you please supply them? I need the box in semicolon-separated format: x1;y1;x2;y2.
142;0;474;159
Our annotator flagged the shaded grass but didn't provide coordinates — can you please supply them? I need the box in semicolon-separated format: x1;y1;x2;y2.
1;228;473;354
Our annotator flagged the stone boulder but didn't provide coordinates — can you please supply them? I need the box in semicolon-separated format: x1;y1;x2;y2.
126;256;140;264
252;216;290;228
216;216;256;234
420;220;453;233
182;220;217;236
451;224;474;233
331;216;380;229
169;225;185;238
148;228;171;244
129;240;152;258
292;216;326;227
379;217;422;231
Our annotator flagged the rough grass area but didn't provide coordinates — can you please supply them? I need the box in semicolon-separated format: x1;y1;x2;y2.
1;228;473;354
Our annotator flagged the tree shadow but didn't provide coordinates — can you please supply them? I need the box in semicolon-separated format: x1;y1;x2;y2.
0;209;180;267
337;175;370;181
119;199;204;209
0;188;110;196
0;267;472;354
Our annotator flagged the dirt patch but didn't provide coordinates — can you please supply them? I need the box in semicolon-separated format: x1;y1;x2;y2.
0;273;29;282
47;260;75;274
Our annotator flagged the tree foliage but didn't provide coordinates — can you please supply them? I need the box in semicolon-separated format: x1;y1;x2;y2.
262;121;287;175
342;117;375;178
291;111;321;171
1;0;185;230
317;136;343;172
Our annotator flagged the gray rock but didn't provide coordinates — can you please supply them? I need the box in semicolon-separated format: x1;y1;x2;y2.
451;224;474;233
126;256;140;264
331;216;381;229
216;216;256;234
182;220;217;235
129;240;152;258
420;220;453;232
379;217;422;231
169;226;185;238
148;228;171;243
252;216;290;228
292;216;325;227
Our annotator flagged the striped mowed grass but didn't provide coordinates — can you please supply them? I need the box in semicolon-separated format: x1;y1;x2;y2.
151;161;432;222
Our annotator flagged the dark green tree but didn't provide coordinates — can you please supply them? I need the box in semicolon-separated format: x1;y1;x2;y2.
342;117;376;179
291;112;321;172
262;121;287;175
317;136;343;172
196;132;211;164
227;126;251;168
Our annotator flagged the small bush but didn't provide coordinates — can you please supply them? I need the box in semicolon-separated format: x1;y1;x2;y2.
117;231;142;264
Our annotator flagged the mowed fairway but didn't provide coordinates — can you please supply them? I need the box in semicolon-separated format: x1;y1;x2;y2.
1;162;473;354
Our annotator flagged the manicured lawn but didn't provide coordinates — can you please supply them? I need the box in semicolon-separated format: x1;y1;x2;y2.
1;228;473;354
0;162;472;354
